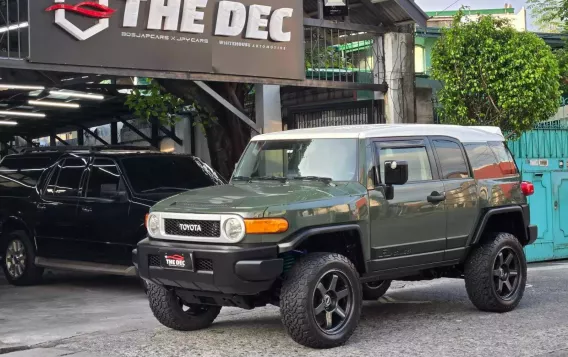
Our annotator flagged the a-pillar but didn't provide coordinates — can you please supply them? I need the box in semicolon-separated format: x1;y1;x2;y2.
255;84;283;175
382;31;416;124
255;84;282;134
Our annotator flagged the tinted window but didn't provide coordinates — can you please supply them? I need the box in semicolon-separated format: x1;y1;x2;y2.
464;143;501;179
489;142;518;176
0;156;53;189
45;163;61;195
86;159;124;198
433;140;470;179
378;146;433;182
121;156;222;195
53;158;88;197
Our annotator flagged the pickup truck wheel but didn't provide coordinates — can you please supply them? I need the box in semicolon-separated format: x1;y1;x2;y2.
147;283;221;331
362;280;392;300
280;253;362;349
1;230;43;286
464;232;527;312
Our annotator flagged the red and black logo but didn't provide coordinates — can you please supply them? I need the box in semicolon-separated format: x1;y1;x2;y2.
165;254;184;261
46;1;115;19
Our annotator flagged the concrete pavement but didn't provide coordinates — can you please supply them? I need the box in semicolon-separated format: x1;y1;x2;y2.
1;262;568;357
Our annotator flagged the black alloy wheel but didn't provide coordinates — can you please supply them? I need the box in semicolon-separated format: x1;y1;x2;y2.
312;270;353;334
492;247;522;300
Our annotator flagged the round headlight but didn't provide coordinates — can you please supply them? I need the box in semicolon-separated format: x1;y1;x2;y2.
147;213;160;237
223;218;245;242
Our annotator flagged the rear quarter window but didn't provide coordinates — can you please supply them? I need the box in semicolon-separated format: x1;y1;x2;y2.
488;142;519;176
0;155;54;190
464;142;518;179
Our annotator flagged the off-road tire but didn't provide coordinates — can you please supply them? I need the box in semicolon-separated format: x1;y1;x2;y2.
280;252;362;349
464;232;527;312
362;280;392;300
147;283;221;331
1;230;44;286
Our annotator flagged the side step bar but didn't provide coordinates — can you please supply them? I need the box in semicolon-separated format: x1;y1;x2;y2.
35;257;137;277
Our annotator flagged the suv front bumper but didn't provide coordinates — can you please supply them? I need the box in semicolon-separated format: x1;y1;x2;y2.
134;238;283;295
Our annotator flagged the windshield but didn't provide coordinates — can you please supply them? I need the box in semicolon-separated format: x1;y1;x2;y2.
121;156;225;194
232;138;358;182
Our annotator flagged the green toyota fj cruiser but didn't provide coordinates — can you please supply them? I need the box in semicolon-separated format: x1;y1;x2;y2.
134;124;537;348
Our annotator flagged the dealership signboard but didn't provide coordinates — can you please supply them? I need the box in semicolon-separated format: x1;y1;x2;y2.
29;0;305;80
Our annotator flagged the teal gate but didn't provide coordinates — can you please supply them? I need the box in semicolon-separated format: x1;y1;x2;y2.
508;120;568;262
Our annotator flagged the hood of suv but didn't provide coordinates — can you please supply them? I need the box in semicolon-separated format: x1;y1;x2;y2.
152;182;365;215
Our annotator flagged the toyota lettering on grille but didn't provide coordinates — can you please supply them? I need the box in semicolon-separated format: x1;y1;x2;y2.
179;223;203;232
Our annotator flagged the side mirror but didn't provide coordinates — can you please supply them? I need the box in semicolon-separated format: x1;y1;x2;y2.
384;160;409;186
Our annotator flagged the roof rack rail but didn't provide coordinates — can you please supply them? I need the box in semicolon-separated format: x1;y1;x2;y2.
19;145;159;153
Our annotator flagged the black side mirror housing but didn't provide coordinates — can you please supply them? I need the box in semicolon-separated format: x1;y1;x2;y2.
384;160;409;186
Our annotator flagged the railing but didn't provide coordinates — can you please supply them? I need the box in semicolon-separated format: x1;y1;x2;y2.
304;25;384;85
0;0;28;59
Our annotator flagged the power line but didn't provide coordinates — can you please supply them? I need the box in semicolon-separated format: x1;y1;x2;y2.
441;0;461;12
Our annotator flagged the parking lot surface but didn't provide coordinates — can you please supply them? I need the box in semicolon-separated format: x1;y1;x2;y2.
2;262;568;357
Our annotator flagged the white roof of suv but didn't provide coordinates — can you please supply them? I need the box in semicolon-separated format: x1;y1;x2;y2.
252;124;504;143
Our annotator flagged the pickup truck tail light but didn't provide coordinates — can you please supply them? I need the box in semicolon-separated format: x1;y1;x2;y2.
521;181;534;196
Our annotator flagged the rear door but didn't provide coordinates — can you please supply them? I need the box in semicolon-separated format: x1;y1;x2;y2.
35;157;88;259
430;138;479;260
77;157;131;265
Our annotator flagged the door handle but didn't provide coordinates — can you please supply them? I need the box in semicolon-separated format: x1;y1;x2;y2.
427;192;446;204
81;206;92;213
37;203;47;211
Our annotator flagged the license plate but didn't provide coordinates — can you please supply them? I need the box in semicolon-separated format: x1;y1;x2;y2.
161;252;194;271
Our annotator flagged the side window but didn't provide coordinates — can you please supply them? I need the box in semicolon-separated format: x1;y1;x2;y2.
378;146;433;182
45;163;62;195
464;143;501;179
432;140;470;179
86;159;123;198
489;142;518;176
0;156;53;189
53;158;88;197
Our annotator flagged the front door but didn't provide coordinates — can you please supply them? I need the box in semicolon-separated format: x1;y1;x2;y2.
77;158;131;265
35;157;88;260
368;138;447;271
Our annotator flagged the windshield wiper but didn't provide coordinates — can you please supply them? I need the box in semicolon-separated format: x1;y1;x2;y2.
293;176;333;184
250;176;288;183
141;187;188;193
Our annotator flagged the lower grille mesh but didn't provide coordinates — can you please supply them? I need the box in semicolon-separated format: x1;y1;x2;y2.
147;254;213;271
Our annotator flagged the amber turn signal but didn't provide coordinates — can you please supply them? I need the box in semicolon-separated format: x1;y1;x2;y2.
244;218;289;234
144;213;149;229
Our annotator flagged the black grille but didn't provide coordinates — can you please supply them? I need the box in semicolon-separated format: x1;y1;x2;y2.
196;259;213;271
164;219;220;237
148;255;160;267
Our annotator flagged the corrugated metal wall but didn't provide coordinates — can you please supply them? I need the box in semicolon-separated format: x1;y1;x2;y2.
508;121;568;262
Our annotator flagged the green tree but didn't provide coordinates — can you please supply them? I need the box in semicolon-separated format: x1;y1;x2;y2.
527;0;567;32
124;80;185;126
555;48;568;94
431;13;560;138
